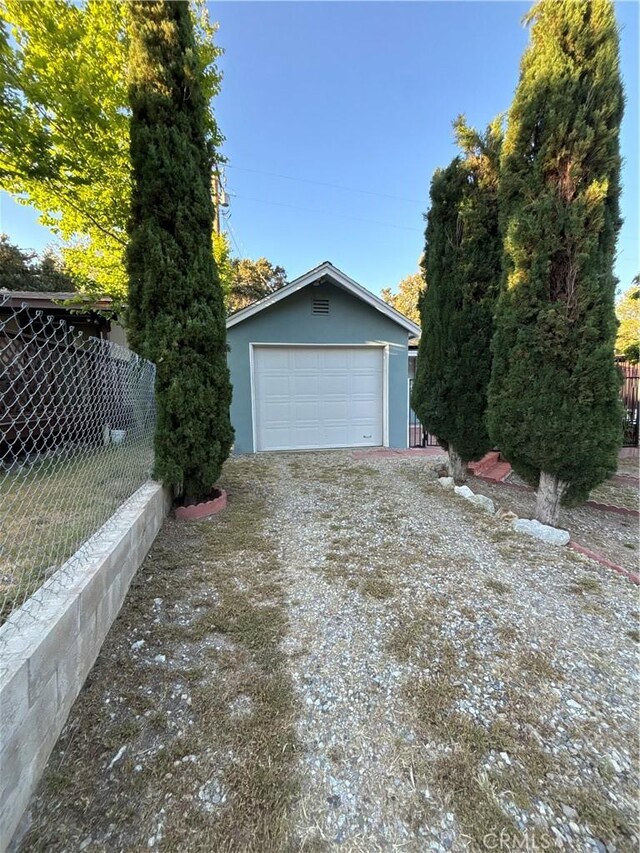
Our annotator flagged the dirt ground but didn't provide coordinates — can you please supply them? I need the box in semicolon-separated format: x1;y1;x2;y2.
18;452;639;852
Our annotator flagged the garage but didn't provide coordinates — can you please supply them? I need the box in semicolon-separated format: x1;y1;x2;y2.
252;345;385;451
226;262;420;453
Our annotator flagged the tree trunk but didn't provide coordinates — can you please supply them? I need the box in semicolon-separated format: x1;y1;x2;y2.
535;471;567;527
183;478;203;507
448;447;467;483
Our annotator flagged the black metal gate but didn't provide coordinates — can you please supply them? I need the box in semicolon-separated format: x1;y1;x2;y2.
408;379;439;447
620;361;639;448
408;369;640;449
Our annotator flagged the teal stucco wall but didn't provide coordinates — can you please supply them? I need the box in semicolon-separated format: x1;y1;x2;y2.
227;281;410;453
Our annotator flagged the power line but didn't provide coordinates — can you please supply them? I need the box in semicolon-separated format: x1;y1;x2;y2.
226;220;244;259
224;163;423;205
227;192;423;234
221;209;246;258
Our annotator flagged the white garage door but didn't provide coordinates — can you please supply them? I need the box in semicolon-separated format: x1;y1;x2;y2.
253;346;384;451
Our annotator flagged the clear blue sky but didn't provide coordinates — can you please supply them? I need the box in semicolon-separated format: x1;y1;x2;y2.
1;0;638;297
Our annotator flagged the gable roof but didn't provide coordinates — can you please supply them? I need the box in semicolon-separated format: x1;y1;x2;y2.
226;261;421;336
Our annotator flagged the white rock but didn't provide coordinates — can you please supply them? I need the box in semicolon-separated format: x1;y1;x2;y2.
131;640;145;651
511;518;570;546
467;493;495;514
198;778;227;812
154;654;167;663
108;745;127;769
454;485;474;499
438;477;455;489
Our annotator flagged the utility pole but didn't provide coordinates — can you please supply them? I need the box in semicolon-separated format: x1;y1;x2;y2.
212;169;229;236
212;170;221;236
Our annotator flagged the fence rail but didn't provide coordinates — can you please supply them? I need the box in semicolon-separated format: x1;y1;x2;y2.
409;365;640;450
0;295;156;624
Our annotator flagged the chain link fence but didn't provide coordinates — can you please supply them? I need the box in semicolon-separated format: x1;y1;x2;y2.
0;295;156;625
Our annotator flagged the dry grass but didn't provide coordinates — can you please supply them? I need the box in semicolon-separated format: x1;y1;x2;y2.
360;572;395;600
495;625;519;643
285;457;380;493
386;608;444;663
16;451;639;851
0;442;153;623
568;576;602;594
22;458;299;853
589;479;639;511
565;787;637;845
518;649;563;682
470;473;640;574
404;641;555;849
485;578;512;595
388;589;633;851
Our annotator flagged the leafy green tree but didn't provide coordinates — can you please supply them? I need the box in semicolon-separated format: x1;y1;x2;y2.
616;277;640;363
487;0;624;525
0;235;78;291
381;272;424;325
127;0;233;504
0;0;222;303
412;117;502;481
0;236;37;291
210;242;287;314
227;257;287;314
213;232;234;302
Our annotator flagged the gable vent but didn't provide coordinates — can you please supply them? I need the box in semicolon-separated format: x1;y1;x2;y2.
312;298;330;315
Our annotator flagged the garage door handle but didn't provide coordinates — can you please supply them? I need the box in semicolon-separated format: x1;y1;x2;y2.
363;435;372;439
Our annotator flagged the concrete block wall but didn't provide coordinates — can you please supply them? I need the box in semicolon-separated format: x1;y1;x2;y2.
0;481;171;852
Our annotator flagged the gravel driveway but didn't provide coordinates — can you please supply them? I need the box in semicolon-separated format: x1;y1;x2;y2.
21;451;639;852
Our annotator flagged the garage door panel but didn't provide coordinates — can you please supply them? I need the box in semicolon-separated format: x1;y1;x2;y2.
352;375;382;394
292;375;320;395
294;426;322;444
253;346;383;451
350;361;380;373
260;349;290;369
348;423;377;444
349;348;377;365
260;375;291;396
321;399;350;420
322;424;351;445
293;401;321;422
293;349;322;369
320;349;351;368
348;398;379;417
318;373;350;396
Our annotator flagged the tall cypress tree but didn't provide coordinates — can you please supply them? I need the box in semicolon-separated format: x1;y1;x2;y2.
412;118;502;481
487;0;623;525
412;159;466;478
127;0;233;504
